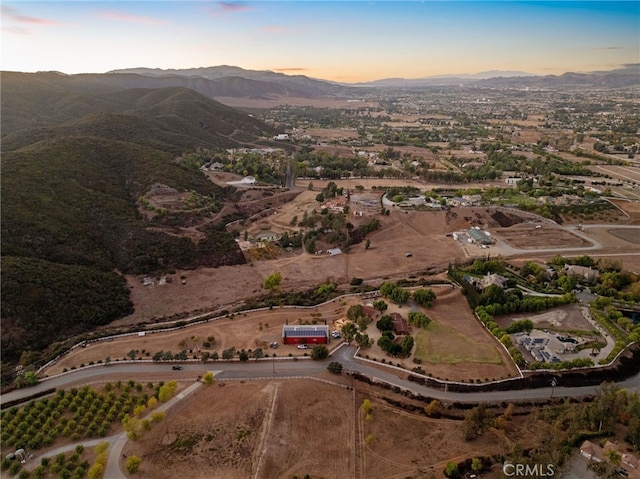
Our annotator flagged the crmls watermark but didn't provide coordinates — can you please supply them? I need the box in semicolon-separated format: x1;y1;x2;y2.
502;462;555;477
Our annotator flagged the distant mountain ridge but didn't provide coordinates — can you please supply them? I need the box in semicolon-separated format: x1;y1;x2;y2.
106;64;640;90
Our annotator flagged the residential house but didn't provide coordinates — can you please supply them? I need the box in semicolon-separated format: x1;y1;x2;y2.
564;264;600;283
390;312;409;335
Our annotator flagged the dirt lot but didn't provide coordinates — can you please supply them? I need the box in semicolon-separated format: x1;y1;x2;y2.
123;380;353;479
121;378;547;479
494;224;591;249
48;299;357;375
495;304;594;332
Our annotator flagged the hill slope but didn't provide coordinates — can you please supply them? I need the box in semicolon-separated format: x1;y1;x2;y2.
1;74;276;367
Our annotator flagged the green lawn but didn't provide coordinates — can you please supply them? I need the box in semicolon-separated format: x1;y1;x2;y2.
414;321;504;365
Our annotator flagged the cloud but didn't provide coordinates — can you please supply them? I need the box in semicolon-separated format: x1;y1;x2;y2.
2;26;31;35
261;25;287;33
592;46;621;51
99;10;167;25
1;5;62;25
205;2;253;16
218;2;252;13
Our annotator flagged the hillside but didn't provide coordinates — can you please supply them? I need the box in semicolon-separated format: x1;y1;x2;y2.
1;74;278;366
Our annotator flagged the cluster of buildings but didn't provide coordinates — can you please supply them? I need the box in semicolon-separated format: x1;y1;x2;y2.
580;440;639;478
453;228;495;246
515;330;581;364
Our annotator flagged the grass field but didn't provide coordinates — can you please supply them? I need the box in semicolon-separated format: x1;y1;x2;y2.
414;321;504;365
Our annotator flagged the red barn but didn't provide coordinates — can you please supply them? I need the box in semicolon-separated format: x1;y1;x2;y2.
282;325;329;345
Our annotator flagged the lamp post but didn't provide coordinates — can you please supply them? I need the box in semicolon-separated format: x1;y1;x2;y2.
550;377;557;398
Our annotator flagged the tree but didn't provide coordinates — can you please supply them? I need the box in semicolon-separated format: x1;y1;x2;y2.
203;372;214;385
21;371;39;387
263;272;282;292
327;361;343;374
311;344;329;360
125;455;142;474
361;399;372;414
341;322;358;343
408;311;431;328
471;457;483;473
425;400;441;416
376;315;394;332
413;288;436;307
373;300;387;313
365;239;371;250
356;315;369;332
462;403;493;440
355;332;373;348
400;335;414;357
347;304;365;322
379;282;409;304
127;349;137;360
444;461;458;478
158;380;178;402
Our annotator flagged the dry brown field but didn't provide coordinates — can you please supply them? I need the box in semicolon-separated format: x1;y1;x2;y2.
121;379;546;479
589;165;640;184
215;96;380;109
296;177;505;191
493;224;591;249
610;198;640;221
49;283;516;383
48;298;360;375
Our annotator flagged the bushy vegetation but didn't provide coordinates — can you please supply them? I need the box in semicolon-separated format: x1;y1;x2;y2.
379;282;409;304
1;256;133;363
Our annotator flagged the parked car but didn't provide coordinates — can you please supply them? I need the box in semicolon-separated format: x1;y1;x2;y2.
297;344;309;350
172;365;183;370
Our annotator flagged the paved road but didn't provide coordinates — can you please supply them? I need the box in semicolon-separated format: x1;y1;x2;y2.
3;346;639;407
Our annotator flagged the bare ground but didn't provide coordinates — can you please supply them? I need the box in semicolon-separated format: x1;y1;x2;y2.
122;378;550;479
495;224;591;249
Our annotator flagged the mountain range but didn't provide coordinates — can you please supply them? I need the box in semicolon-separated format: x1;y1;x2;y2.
105;64;640;91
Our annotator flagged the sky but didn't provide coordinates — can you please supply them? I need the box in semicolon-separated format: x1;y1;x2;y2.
2;1;639;82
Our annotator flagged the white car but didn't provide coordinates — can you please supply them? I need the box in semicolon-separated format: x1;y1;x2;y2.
297;344;309;350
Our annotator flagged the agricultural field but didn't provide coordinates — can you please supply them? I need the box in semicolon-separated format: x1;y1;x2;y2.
120;378;554;479
0;381;173;478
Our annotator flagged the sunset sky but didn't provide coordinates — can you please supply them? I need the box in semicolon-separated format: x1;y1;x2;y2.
2;1;638;82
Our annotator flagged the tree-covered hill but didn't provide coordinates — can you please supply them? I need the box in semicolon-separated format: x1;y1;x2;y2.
1;74;278;367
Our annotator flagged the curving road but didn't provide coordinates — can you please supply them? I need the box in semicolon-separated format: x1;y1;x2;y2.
2;346;639;408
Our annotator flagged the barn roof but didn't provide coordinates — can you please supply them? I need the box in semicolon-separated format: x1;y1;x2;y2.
283;325;329;337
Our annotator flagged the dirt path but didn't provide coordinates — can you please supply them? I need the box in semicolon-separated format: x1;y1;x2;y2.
252;382;280;479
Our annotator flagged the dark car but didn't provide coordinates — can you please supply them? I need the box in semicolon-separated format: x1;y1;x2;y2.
172;365;183;370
